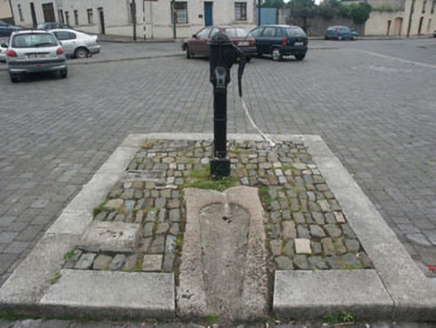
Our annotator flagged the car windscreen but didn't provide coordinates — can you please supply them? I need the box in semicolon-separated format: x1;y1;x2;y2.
286;28;306;38
12;34;58;48
224;28;248;38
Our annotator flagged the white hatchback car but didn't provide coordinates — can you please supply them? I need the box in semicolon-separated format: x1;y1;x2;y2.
50;29;100;59
5;30;67;82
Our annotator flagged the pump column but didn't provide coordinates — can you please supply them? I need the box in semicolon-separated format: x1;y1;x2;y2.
209;32;234;179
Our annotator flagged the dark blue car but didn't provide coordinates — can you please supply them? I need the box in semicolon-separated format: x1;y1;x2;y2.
325;25;358;41
248;25;308;61
0;20;22;37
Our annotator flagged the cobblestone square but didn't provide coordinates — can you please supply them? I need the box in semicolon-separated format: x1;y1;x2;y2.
1;38;436;288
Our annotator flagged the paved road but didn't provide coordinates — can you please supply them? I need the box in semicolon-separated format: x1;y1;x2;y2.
1;37;436;290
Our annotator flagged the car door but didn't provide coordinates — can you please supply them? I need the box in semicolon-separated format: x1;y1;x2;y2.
259;26;278;54
196;27;212;55
247;27;263;54
53;31;77;56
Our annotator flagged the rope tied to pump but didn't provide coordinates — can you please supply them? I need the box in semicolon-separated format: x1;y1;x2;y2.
235;49;278;148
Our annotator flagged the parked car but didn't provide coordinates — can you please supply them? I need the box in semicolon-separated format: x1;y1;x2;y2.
247;25;308;61
37;23;73;30
434;29;436;37
325;26;358;40
0;43;7;62
4;30;67;82
182;26;257;60
0;20;22;36
50;29;100;58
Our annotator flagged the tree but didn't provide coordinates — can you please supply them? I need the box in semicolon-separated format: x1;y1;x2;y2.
262;0;285;8
287;0;317;32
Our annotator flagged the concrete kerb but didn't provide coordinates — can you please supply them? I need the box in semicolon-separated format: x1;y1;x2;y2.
1;132;435;321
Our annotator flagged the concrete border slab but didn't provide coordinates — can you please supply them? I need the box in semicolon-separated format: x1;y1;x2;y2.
40;270;175;319
274;270;393;320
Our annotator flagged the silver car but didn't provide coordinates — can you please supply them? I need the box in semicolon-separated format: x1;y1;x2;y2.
0;43;7;62
5;30;67;83
50;29;100;59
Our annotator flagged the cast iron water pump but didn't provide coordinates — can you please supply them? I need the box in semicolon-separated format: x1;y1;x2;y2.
209;32;246;179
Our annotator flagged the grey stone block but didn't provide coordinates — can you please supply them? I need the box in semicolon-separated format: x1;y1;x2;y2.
273;270;393;320
41;269;175;319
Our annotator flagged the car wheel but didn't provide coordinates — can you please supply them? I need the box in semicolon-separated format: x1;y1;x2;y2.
75;47;89;59
10;75;19;83
246;56;252;63
352;35;358;41
295;54;305;61
186;45;191;59
272;48;282;61
338;34;343;41
60;68;68;79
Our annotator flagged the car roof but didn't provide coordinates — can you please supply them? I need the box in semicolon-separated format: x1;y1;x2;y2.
12;30;51;35
259;25;302;28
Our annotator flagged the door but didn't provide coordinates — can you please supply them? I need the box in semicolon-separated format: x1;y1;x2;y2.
204;2;213;26
394;17;403;35
42;3;55;22
98;8;105;34
53;31;77;56
191;27;211;55
387;20;391;35
258;26;277;54
418;16;424;34
30;3;37;27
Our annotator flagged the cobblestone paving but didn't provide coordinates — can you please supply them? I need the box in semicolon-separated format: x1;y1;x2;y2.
63;139;370;273
1;39;436;287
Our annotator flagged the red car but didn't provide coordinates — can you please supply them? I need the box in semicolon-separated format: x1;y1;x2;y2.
182;26;257;60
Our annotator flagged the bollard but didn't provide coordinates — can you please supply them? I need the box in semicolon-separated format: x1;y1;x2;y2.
209;32;245;179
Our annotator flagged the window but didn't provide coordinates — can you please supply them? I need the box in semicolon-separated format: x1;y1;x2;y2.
74;10;78;25
58;10;64;23
224;28;248;37
210;27;220;38
248;27;263;37
235;2;247;21
262;27;276;37
432;1;435;13
428;18;432;32
18;4;24;21
65;11;70;25
53;31;77;40
422;0;426;13
196;27;211;39
12;33;58;48
87;9;93;24
286;27;306;37
172;2;188;24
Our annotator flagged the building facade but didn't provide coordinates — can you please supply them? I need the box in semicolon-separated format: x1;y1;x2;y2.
0;0;14;24
344;0;436;36
9;0;257;38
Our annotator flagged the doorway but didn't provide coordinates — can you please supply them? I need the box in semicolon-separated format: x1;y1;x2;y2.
393;17;403;35
30;2;37;27
42;2;55;22
387;20;391;35
204;2;213;26
98;7;105;34
418;16;424;34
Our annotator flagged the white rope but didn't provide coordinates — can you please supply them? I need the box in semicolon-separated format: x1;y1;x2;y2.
241;97;277;147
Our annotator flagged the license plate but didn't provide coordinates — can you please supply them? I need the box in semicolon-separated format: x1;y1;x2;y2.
295;42;304;46
28;54;46;59
238;42;250;46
